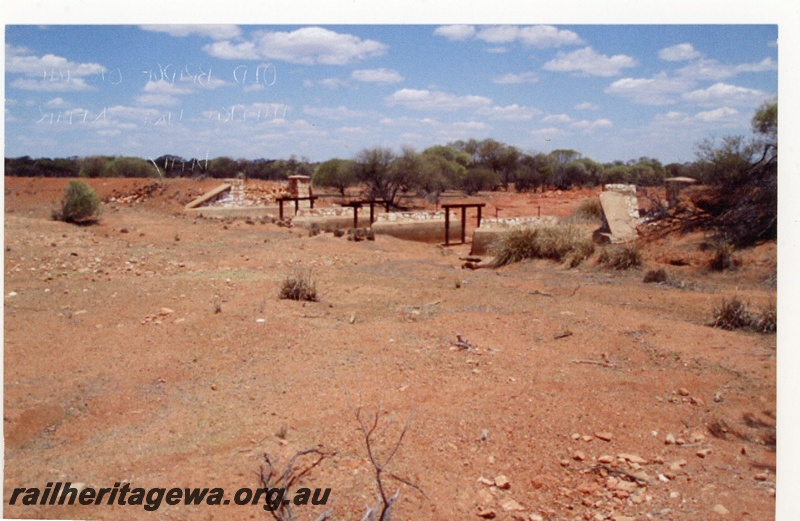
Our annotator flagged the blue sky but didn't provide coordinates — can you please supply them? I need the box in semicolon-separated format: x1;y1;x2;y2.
3;23;779;164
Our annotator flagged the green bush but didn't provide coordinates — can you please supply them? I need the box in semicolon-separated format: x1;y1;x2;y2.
279;269;318;302
52;180;102;223
598;243;642;270
491;224;594;268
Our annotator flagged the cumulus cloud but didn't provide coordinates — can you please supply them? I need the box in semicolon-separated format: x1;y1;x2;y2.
303;105;372;120
6;44;106;92
475;25;582;48
433;25;476;41
204;27;387;65
140;25;242;40
572;118;612;129
479;104;542;121
543;114;572;123
681;82;768;106
516;25;583;48
386;88;492;111
531;127;568;139
605;74;694;105
492;72;539;84
694;107;739;122
677;57;777;81
659;43;702;61
351;68;404;84
575;102;599;110
543;47;636;77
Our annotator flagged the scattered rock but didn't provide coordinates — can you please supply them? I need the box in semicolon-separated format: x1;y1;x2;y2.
477;506;496;519
572;450;586;461
595;431;613;441
618;453;648;465
598;455;614;464
712;504;729;515
494;475;510;490
678;387;690;396
499;498;524;512
477;476;494;486
665;433;676;445
696;448;712;458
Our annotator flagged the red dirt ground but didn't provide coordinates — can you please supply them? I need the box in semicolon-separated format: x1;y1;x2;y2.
4;177;777;520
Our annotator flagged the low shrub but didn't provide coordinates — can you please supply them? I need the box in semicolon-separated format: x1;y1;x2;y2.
709;297;776;333
491;224;594;268
574;199;603;220
598;243;642;270
279;268;318;302
52;180;102;223
643;268;667;283
708;239;739;271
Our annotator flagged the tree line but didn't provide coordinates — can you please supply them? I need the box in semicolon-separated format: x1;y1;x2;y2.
5;101;776;239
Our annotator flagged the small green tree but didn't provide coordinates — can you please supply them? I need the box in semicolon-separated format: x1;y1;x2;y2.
313;158;357;196
52;180;102;223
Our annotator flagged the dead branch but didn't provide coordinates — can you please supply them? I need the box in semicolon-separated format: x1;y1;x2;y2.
571;359;618;368
350;401;426;521
260;447;336;521
452;334;474;351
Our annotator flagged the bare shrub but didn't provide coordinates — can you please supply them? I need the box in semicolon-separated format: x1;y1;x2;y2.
598;243;642;270
643;268;667;283
260;448;336;521
708;239;739;271
574;199;603;220
351;403;426;521
491;224;594;268
279;269;318;302
709;297;776;334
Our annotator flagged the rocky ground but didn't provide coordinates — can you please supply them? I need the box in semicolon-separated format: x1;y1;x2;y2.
4;177;778;520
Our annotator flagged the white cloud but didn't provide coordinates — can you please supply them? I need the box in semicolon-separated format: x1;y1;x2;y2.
682;82;768;106
543;114;572;123
605;74;694;105
575;102;599;110
45;97;70;108
6;44;106;77
303;105;372;120
543;47;637;77
475;25;582;48
480;104;541;121
135;94;181;106
386;88;492;111
677;57;777;81
337;126;370;135
204;27;387;65
492;72;539;84
476;25;520;44
659;43;701;61
142;80;194;95
351;68;404;84
201;41;258;60
531;127;568;139
140;25;242;40
572;118;612;129
10;77;95;92
433;25;476;41
694;107;739;122
380;116;439;127
517;25;583;48
318;78;348;89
